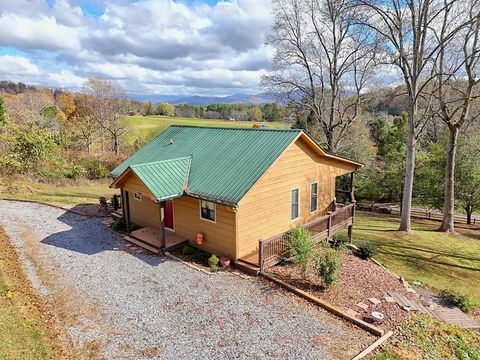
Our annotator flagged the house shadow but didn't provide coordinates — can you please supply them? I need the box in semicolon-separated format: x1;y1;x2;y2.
39;210;170;266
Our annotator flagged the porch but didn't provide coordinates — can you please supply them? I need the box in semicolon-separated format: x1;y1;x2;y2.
239;202;356;271
124;226;188;254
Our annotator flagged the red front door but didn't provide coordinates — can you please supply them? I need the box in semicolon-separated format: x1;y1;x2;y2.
164;200;174;230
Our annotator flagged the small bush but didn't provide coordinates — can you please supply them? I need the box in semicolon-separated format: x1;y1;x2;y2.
315;246;341;289
439;289;475;313
208;255;219;270
357;241;377;259
63;164;86;179
130;223;143;231
331;233;349;249
111;218;125;231
289;225;315;278
182;245;195;256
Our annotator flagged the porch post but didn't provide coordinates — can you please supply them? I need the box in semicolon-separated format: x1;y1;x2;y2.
159;203;166;249
124;190;131;233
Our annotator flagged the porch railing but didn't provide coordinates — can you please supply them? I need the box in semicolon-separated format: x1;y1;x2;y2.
258;202;356;271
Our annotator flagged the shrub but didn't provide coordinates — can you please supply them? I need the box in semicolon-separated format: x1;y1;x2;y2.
63;164;86;180
439;289;475;313
111;218;125;231
208;255;219;270
331;232;350;249
130;223;142;231
289;225;315;277
315;246;341;289
182;245;195;256
82;158;110;179
357;241;377;259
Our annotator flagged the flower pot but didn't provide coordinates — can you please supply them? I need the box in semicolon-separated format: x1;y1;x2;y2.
219;256;230;268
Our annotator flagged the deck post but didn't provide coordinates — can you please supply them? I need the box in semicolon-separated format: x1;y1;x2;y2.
258;240;264;272
159;203;166;249
124;190;131;233
327;213;332;239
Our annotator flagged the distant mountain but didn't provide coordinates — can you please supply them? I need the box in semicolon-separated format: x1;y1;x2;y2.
132;93;277;105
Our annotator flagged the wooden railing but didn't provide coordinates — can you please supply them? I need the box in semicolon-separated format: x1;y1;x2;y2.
258;202;356;271
258;232;290;271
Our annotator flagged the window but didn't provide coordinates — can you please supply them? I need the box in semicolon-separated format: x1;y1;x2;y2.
291;188;299;220
134;192;142;201
310;182;318;212
200;200;216;222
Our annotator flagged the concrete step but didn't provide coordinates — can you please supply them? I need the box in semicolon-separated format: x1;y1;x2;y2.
234;259;260;276
124;235;160;254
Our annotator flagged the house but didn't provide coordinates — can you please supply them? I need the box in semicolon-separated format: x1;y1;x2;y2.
109;125;362;270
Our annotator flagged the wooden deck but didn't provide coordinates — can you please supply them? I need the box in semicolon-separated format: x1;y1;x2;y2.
239;203;356;271
126;226;188;253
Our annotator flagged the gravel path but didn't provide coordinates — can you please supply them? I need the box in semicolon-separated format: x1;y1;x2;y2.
0;200;373;359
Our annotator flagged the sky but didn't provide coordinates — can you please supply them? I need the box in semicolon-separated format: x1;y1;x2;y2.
0;0;274;96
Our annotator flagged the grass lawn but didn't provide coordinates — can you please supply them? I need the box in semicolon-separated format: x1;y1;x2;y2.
350;211;480;306
122;115;289;144
0;227;66;359
0;177;118;206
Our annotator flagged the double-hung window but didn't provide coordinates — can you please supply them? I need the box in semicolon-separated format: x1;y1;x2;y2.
310;182;318;212
200;200;216;222
291;188;300;220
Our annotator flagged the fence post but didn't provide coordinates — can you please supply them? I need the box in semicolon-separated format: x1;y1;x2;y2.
327;213;332;238
258;240;263;272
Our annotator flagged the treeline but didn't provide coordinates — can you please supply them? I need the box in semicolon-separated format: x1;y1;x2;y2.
140;101;283;122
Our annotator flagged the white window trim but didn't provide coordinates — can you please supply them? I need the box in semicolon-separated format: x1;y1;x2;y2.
310;182;318;213
134;192;142;201
199;199;217;223
290;187;300;221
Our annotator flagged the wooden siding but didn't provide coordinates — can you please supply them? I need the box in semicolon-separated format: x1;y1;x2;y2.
117;172;237;258
236;137;357;258
173;196;237;259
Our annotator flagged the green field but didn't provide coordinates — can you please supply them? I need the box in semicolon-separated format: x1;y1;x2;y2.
121;115;290;144
349;211;480;306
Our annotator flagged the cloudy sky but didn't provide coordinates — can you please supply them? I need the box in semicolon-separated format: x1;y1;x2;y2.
0;0;273;96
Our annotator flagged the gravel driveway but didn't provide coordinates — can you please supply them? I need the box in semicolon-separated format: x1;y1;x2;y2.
0;200;373;359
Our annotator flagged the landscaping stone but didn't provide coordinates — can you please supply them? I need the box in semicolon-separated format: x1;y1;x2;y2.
356;302;369;311
369;297;381;305
346;309;359;318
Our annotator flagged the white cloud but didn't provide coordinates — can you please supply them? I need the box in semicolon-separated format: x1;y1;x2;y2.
0;0;274;96
0;55;40;76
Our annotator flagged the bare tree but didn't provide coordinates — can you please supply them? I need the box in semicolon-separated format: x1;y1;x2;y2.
82;77;127;154
354;0;466;232
432;0;480;232
263;0;377;152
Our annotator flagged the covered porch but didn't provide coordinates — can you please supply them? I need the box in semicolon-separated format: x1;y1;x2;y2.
125;226;188;254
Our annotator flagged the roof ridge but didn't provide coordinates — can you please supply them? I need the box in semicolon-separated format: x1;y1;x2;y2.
130;156;192;168
169;124;301;132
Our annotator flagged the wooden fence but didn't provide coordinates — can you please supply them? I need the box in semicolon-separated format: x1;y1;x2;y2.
258;203;356;271
359;203;478;225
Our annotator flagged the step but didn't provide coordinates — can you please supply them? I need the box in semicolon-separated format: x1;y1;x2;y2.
234;260;260;276
124;235;160;254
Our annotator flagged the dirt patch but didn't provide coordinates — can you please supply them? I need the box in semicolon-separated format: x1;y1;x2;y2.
17;225;116;359
267;250;414;330
0;227;69;359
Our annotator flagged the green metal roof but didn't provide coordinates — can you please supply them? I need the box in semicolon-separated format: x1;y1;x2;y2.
129;157;191;201
110;125;301;206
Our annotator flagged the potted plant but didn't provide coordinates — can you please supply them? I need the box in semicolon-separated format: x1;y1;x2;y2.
219;256;230;267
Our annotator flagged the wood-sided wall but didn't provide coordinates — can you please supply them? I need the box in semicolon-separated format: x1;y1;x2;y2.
118;172;161;228
236;136;357;258
173;196;237;259
112;171;237;258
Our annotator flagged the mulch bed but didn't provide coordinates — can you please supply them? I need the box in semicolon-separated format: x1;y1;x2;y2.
267;250;415;330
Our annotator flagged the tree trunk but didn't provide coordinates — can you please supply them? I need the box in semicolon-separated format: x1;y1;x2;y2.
113;134;119;155
439;127;459;232
466;211;472;225
399;104;417;232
